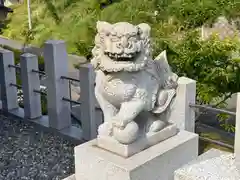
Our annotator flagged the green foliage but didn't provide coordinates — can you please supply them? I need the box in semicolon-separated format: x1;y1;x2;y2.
40;94;48;115
153;0;240;29
199;132;233;153
217;113;235;133
159;31;240;131
162;31;240;105
3;0;240;56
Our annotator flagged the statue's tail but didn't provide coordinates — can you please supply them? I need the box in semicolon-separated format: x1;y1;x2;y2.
151;50;178;114
153;50;178;89
152;89;176;114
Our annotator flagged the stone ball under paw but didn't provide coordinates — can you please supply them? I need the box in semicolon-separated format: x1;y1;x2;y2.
113;121;139;144
98;122;113;136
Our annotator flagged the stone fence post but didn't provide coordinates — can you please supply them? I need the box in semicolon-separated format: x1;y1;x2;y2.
44;40;71;130
235;93;240;163
20;53;42;119
169;76;196;132
79;64;100;140
0;49;18;111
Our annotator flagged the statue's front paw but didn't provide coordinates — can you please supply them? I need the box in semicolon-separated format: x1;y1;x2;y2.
98;122;113;136
112;119;128;130
113;121;139;144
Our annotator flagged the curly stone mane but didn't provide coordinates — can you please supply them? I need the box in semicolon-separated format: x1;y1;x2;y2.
91;21;152;72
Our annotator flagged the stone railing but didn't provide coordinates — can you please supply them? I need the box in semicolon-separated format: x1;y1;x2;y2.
0;40;102;142
174;93;240;180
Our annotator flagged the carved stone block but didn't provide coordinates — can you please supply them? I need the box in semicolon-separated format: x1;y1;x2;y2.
92;21;180;146
74;130;198;180
97;123;178;157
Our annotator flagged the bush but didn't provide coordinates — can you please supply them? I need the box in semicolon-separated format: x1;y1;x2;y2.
160;31;240;133
161;30;240;105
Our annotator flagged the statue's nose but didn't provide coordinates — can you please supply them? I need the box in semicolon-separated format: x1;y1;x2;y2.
121;37;128;48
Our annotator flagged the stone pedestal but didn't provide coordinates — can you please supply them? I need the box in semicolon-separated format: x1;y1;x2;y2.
97;123;178;157
73;130;198;180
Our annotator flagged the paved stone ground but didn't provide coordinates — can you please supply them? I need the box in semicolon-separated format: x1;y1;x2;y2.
0;114;77;180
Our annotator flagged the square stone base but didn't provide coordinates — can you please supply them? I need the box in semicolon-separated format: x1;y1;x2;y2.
74;130;198;180
97;123;178;157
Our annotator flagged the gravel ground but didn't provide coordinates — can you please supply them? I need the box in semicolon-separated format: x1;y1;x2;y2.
0;114;78;180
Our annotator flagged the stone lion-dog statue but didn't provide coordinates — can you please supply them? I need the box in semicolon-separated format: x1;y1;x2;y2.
91;21;179;145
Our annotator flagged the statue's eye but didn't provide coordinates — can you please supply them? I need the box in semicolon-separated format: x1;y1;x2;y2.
111;36;119;42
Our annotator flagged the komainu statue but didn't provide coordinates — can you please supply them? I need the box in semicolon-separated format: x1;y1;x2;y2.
91;21;179;150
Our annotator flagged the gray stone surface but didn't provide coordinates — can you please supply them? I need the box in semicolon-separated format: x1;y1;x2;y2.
44;40;71;130
20;53;42;119
175;153;240;180
74;130;198;180
168;77;196;132
79;64;98;140
195;148;230;163
0;106;83;141
0;49;18;111
72;140;226;180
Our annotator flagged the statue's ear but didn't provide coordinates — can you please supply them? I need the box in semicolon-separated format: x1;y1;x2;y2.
137;23;151;38
96;21;112;34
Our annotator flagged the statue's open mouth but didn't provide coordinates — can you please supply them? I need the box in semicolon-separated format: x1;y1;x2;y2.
104;52;139;62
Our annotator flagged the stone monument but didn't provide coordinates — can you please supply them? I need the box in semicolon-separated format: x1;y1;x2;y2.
92;21;180;157
64;21;199;180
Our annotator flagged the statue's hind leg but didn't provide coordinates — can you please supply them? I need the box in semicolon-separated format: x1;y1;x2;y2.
95;86;118;137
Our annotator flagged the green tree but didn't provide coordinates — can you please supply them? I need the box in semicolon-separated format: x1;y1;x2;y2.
159;31;240;132
164;31;240;105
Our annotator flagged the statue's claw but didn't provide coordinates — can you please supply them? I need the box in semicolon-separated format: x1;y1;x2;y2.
113;121;139;144
98;122;113;136
112;118;128;130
